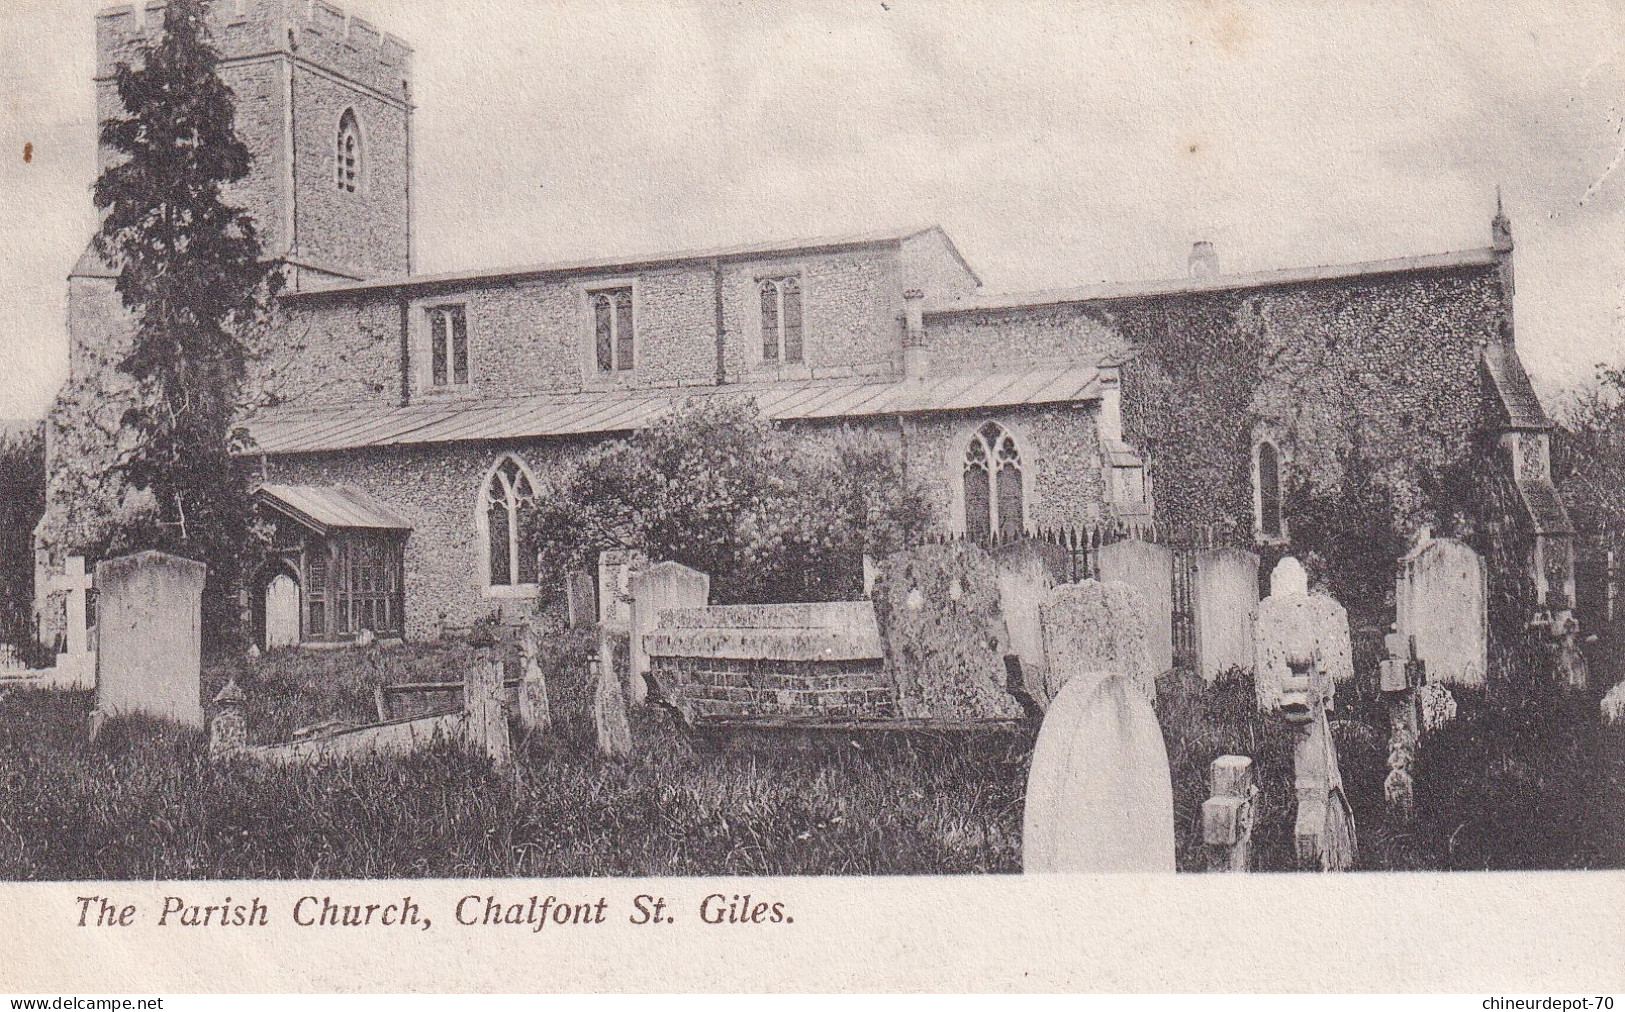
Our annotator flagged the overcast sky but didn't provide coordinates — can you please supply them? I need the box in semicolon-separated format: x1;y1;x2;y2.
3;0;1624;419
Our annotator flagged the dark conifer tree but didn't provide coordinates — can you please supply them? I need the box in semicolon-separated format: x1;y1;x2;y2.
93;0;280;646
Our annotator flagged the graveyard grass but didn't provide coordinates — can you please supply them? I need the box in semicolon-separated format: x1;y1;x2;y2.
1;634;1622;878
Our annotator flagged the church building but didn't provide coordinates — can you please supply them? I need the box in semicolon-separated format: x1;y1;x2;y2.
38;1;1572;652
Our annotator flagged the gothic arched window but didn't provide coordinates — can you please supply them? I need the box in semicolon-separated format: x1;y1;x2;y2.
1255;439;1283;540
759;277;804;363
336;109;361;193
963;421;1025;542
484;456;539;589
592;288;635;373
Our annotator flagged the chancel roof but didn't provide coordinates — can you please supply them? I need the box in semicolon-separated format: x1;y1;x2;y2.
241;361;1105;456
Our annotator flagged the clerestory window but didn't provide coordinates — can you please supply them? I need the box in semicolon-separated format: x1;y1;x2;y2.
591;287;636;374
759;277;804;364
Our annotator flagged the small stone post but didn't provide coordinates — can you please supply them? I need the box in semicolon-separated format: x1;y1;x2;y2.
592;657;632;759
516;628;552;735
1379;629;1421;818
1202;755;1257;872
209;678;247;760
463;659;511;766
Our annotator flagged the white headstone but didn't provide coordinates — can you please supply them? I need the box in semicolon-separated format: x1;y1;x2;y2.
264;573;300;648
1270;555;1309;598
46;556;96;689
1396;537;1487;688
1096;539;1174;674
94;551;206;729
1192;548;1260;681
628;561;710;705
1022;673;1176;873
993;542;1059;706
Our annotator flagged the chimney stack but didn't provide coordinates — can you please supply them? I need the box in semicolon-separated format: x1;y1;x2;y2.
1188;241;1218;279
903;289;929;380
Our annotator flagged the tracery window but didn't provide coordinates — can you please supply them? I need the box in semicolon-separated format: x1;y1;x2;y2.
592;288;636;373
759;277;804;363
963;421;1025;542
484;456;539;589
336;109;361;193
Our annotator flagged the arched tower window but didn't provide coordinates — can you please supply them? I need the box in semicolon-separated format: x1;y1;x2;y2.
1254;439;1283;540
963;422;1025;542
759;277;804;363
336;109;361;193
483;456;539;589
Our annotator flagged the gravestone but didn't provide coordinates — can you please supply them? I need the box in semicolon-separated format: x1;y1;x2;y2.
564;571;596;629
47;556;96;689
93;551;206;729
1254;557;1353;710
1602;681;1625;726
464;659;511;765
628;562;710;706
592;657;632;758
1022;673;1176;873
992;540;1064;706
870;542;1022;720
1396;537;1487;688
596;549;643;703
1253;555;1358;871
1192;548;1260;681
516;627;552;734
1202;755;1257;872
1038;580;1157;703
1096;539;1173;674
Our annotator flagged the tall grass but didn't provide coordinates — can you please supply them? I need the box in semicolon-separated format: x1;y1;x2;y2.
1;637;1619;879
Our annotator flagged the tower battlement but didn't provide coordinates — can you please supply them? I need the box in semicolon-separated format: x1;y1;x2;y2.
97;0;412;100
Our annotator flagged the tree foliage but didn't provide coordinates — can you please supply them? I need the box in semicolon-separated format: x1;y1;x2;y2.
0;425;45;645
92;0;281;643
528;399;932;603
1553;363;1625;537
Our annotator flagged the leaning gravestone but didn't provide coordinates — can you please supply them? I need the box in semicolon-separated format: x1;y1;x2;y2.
992;540;1066;707
1096;539;1174;675
1022;673;1176;873
1396;537;1487;689
871;542;1022;720
564;571;597;629
627;562;710;705
592;657;632;759
1253;555;1357;871
1038;580;1157;703
94;551;207;729
1192;548;1260;682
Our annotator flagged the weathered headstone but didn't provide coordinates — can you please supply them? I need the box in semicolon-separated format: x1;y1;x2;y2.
564;570;596;629
992;540;1061;706
596;550;642;703
1254;557;1353;709
1202;755;1257;872
628;562;710;705
1192;548;1260;681
592;657;632;758
93;551;206;729
1602;680;1625;726
870;543;1022;720
209;679;247;759
1038;580;1157;703
1379;630;1422;818
516;628;552;734
1253;555;1358;871
463;659;511;766
1096;539;1174;674
1396;537;1487;688
1022;673;1176;873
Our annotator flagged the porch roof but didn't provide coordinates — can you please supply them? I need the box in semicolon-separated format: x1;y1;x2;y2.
256;484;415;535
240;360;1106;456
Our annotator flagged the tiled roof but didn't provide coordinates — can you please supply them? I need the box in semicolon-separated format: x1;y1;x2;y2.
924;248;1500;313
241;361;1105;455
284;225;974;298
1483;341;1552;430
256;483;415;533
1516;479;1574;536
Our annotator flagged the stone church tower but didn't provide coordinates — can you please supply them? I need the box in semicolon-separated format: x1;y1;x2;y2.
34;0;414;640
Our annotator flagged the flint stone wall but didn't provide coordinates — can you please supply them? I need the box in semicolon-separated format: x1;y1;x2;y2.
646;602;896;718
